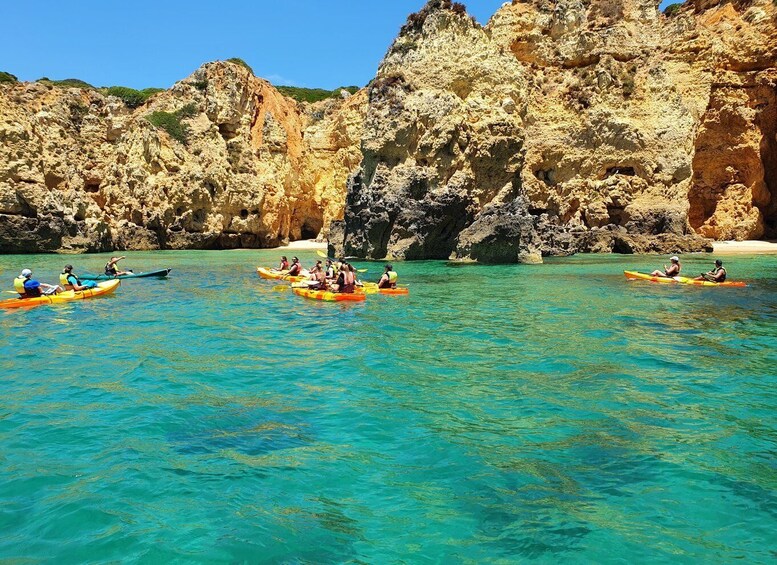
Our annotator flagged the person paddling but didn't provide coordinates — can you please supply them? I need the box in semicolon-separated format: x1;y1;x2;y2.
695;259;727;283
650;256;681;278
105;256;130;277
60;265;97;291
378;264;398;289
287;257;302;277
277;256;289;271
14;269;60;297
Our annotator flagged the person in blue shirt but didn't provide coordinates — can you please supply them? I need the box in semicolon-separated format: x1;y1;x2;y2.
14;269;60;297
61;265;97;291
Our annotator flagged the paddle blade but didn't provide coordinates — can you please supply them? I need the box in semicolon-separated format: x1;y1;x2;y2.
316;249;328;258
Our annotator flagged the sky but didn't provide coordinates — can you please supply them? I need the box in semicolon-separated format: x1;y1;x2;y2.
2;0;676;91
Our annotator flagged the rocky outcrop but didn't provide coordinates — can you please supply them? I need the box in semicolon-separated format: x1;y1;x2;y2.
331;0;776;262
0;62;366;253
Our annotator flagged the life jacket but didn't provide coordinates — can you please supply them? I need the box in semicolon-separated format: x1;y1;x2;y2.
379;271;398;288
280;260;289;270
60;272;80;290
288;263;301;276
326;266;335;278
666;263;680;276
105;262;117;276
13;276;27;297
716;267;726;282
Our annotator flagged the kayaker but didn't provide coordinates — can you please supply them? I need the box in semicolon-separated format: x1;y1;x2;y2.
60;265;97;291
325;259;336;280
349;264;360;286
278;256;289;271
332;263;354;293
695;259;727;282
309;260;323;274
14;269;60;298
378;264;398;289
287;257;302;277
650;256;681;278
105;256;131;277
309;268;327;290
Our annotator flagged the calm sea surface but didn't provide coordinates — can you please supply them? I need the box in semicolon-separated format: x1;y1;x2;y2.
1;250;776;562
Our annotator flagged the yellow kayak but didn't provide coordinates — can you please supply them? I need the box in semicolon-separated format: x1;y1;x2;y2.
292;288;366;302
0;280;121;309
256;267;308;283
624;271;746;287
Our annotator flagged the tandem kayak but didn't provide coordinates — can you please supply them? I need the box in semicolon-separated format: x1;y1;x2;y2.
79;268;171;281
257;267;308;283
624;271;747;287
292;288;366;302
0;280;121;309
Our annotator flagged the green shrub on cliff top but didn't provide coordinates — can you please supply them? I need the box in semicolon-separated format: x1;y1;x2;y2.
0;71;18;83
226;58;254;75
147;103;199;145
277;85;359;103
38;77;95;89
107;86;164;108
663;3;682;16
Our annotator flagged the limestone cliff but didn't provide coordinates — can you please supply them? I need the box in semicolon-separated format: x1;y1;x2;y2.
0;61;366;253
332;0;777;262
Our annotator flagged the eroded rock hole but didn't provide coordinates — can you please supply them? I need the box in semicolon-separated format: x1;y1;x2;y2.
534;169;556;186
606;166;635;177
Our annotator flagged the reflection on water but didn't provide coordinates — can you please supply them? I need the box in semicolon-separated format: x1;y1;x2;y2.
0;250;776;561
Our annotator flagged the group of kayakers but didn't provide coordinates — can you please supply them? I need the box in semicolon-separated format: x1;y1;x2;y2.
650;256;727;282
11;257;130;298
273;256;398;293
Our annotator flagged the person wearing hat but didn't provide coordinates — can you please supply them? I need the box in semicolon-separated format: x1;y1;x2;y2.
60;265;97;291
378;264;398;289
13;269;60;298
695;259;727;283
650;256;681;278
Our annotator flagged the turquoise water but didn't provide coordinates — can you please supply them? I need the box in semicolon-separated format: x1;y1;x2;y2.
1;250;776;562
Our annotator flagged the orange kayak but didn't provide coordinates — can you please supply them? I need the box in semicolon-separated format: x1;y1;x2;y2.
624;271;746;287
256;267;307;283
0;280;121;309
292;288;366;302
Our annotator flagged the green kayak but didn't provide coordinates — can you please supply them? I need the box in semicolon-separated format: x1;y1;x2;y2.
79;268;172;281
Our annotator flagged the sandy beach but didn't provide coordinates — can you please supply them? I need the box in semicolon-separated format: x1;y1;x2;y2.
712;240;777;254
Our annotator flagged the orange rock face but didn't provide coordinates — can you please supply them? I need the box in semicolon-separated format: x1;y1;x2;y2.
0;62;366;252
332;0;777;262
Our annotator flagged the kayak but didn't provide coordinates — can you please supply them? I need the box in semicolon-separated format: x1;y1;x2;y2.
0;280;121;309
624;271;747;287
292;288;366;302
79;268;171;281
357;286;409;295
257;267;308;283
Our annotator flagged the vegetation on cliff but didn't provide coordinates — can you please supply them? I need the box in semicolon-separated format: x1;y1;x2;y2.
663;3;682;16
0;71;17;83
37;77;94;89
147;103;198;144
107;86;164;108
277;85;359;103
225;58;254;75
